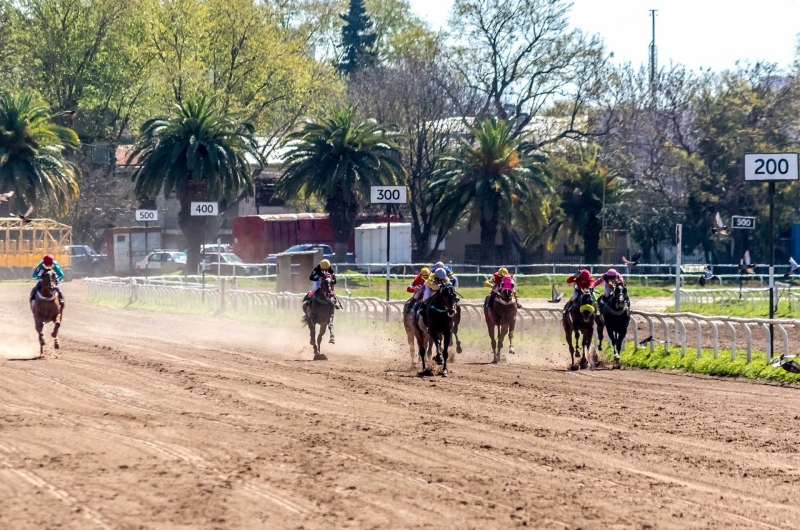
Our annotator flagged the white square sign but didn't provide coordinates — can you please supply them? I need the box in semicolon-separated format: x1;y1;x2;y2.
370;186;407;204
744;153;799;181
135;209;158;222
190;202;218;216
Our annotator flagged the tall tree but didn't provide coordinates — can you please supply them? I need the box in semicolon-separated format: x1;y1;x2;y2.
129;96;262;271
432;118;548;265
0;91;80;214
337;0;377;76
277;106;404;263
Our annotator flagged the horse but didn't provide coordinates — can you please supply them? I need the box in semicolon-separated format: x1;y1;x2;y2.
484;276;517;364
302;273;336;360
403;296;432;367
31;268;63;355
562;289;595;371
413;282;458;377
596;281;630;369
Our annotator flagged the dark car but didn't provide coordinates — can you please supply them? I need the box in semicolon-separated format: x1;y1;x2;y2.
63;245;104;278
264;244;336;264
200;252;264;276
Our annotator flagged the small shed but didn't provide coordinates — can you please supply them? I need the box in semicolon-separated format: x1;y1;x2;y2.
355;223;412;272
276;249;322;293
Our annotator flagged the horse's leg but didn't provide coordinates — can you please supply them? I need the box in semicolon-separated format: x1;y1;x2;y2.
404;318;417;366
597;316;605;352
497;323;508;363
453;309;463;355
327;311;335;344
563;315;576;370
441;329;451;378
35;316;45;355
579;329;590;369
52;306;63;349
485;308;498;363
315;321;327;361
507;318;516;356
414;320;430;375
433;332;443;366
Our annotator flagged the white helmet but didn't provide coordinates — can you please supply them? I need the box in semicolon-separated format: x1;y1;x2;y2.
434;261;445;270
434;268;448;280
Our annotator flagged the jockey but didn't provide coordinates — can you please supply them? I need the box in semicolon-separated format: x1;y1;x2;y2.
308;259;336;299
422;267;449;303
30;254;65;305
406;267;430;301
564;269;595;313
484;267;521;308
593;268;624;311
431;261;457;288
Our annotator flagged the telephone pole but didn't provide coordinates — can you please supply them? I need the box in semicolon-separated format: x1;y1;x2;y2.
649;9;658;101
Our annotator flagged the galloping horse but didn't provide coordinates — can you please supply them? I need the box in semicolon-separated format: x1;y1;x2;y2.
596;281;630;369
484;276;517;364
31;268;63;355
562;289;595;370
302;273;335;360
413;283;458;377
403;299;432;367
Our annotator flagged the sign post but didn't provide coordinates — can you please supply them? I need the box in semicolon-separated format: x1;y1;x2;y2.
135;210;158;276
675;224;682;312
191;202;219;299
370;186;408;302
744;153;799;358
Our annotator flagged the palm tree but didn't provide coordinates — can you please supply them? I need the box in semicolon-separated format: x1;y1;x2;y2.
0;91;80;215
130;96;262;271
277;106;404;263
552;146;620;263
431;118;548;265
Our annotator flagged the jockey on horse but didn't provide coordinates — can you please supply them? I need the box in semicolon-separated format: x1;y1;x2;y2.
30;254;64;307
593;268;625;314
430;261;457;288
404;267;430;314
420;268;450;325
305;259;341;308
484;267;522;308
563;269;595;314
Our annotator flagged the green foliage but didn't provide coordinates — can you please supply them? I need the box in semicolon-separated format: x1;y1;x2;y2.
0;91;80;213
612;343;800;383
277;106;404;261
432;118;549;264
338;0;377;76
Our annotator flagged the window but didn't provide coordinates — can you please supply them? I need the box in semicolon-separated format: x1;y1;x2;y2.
148;253;162;263
72;247;86;256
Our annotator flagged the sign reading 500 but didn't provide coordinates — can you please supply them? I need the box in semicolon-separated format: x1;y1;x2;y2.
370;186;407;204
190;202;218;216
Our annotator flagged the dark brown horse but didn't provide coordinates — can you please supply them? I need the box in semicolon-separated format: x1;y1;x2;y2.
404;296;462;367
413;283;458;377
31;268;63;355
562;289;595;371
596;281;630;369
484;276;517;364
302;273;335;360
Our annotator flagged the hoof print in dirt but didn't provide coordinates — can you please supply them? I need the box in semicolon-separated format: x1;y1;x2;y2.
313;354;328;361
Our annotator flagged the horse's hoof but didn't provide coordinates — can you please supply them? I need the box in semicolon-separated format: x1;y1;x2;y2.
456;345;463;354
441;369;448;378
579;358;589;370
51;331;58;338
509;348;516;355
574;352;581;358
313;354;328;361
328;338;335;344
418;368;433;377
491;357;499;365
54;342;60;350
435;355;443;366
613;359;621;369
569;364;578;371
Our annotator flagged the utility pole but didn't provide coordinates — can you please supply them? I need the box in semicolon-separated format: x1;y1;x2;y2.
649;9;658;101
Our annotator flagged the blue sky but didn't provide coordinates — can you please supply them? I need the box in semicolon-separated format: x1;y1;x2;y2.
406;0;800;72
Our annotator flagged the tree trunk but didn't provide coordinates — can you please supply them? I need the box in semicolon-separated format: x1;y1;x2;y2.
179;180;211;274
583;214;601;263
479;203;500;266
327;195;359;265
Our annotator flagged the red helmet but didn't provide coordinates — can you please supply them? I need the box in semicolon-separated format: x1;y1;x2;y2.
42;254;54;266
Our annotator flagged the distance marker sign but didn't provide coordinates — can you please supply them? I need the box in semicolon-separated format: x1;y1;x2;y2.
744;153;799;181
190;202;218;216
135;209;158;222
370;186;407;204
731;215;755;230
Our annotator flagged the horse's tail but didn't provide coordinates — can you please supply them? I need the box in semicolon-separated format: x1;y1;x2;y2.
302;313;310;326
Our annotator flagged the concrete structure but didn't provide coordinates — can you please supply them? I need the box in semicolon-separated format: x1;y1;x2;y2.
276;249;322;293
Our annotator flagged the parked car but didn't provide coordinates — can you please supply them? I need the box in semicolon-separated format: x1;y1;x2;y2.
264;244;336;264
63;245;105;278
135;250;187;275
200;252;263;276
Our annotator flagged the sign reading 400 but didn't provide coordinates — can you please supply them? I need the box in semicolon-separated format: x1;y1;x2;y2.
370;186;407;204
190;202;218;216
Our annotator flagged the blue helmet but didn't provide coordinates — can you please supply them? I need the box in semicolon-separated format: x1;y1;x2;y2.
434;268;448;280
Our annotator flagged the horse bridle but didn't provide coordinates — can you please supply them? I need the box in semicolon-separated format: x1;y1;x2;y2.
430;284;457;315
604;282;630;316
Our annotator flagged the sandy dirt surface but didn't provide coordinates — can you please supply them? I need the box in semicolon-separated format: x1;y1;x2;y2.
1;283;800;529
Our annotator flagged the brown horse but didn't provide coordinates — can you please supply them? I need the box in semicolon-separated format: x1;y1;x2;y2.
302;273;335;360
31;268;63;355
562;289;595;371
484;276;517;364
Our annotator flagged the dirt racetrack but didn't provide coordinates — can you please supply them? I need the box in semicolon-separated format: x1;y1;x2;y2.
2;283;800;529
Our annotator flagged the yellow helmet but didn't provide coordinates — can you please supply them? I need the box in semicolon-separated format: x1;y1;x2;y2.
420;267;431;278
320;259;331;270
499;267;509;276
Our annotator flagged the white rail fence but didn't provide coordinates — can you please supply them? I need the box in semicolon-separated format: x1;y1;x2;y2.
87;277;797;363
